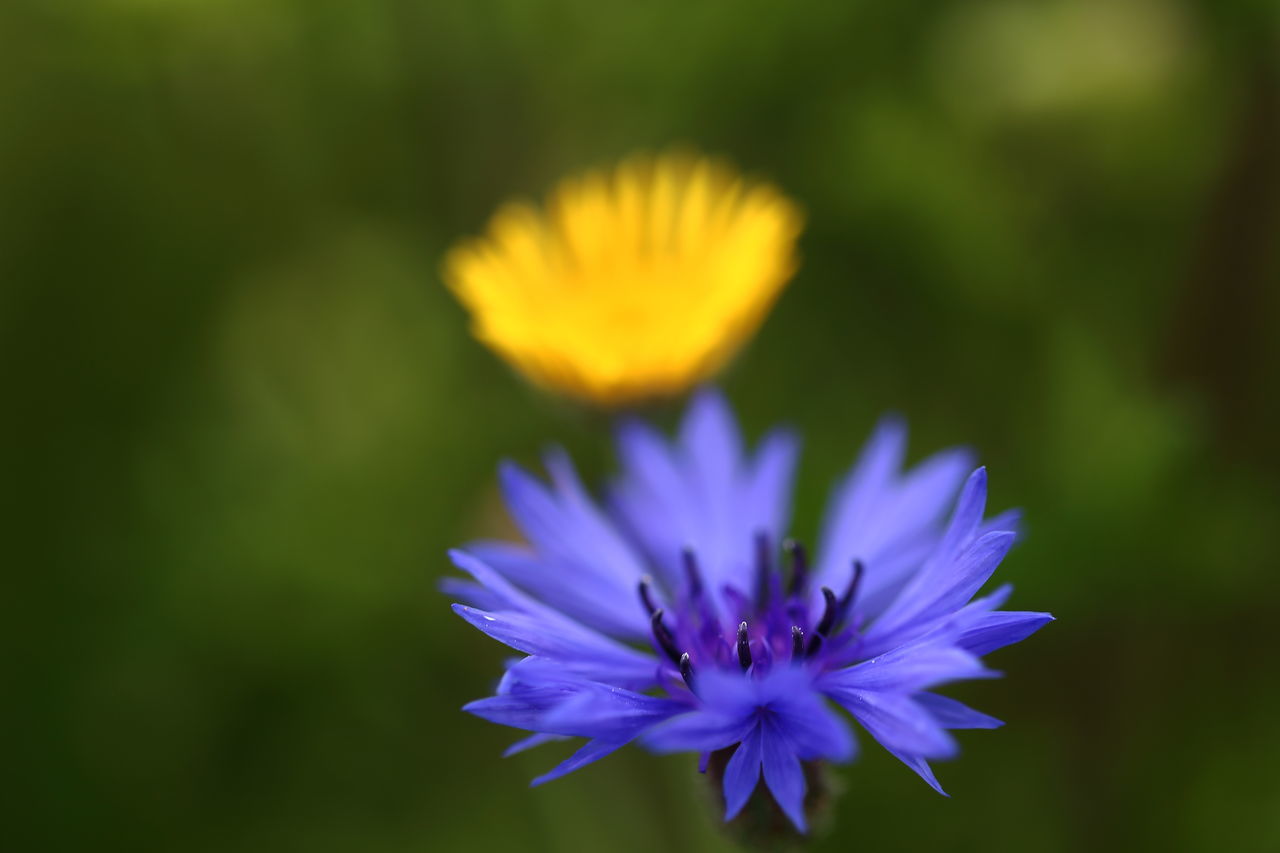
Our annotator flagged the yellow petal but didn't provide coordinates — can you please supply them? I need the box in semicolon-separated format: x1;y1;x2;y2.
444;150;803;407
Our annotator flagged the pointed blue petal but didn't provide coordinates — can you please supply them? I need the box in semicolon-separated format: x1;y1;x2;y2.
936;467;988;557
771;692;858;762
542;447;650;587
464;540;646;638
916;693;1003;729
677;388;746;595
823;643;994;693
530;739;626;787
463;695;544;731
540;687;681;740
722;725;763;821
438;577;505;611
959;610;1054;656
865;530;1016;652
609;419;700;588
642;710;758;754
679;388;744;486
451;604;657;686
815;416;907;586
981;508;1022;539
825;688;959;758
845;447;976;613
503;732;567;757
761;721;808;833
884;745;949;796
744;428;800;548
497;460;565;548
931;530;1017;615
491;455;649;636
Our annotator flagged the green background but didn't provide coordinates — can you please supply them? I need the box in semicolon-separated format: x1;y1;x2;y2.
6;1;1279;850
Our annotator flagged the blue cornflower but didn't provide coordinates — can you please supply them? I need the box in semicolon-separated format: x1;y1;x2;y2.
447;390;1051;832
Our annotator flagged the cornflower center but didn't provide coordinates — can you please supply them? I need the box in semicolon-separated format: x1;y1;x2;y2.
637;534;865;689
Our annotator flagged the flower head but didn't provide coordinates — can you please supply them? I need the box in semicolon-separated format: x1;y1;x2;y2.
443;152;803;407
447;390;1051;832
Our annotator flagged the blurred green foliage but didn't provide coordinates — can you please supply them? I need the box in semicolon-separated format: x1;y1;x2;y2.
4;1;1279;851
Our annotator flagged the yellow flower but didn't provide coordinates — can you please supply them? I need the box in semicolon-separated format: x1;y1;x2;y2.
443;151;803;407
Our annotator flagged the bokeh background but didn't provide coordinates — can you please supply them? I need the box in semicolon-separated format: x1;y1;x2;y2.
6;1;1280;850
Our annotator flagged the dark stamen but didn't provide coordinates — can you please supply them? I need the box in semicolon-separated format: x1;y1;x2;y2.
753;531;771;605
784;539;808;596
679;652;695;687
791;625;805;659
736;621;752;671
838;560;865;622
637;576;659;616
807;632;825;657
650;609;681;663
682;549;704;598
814;586;839;638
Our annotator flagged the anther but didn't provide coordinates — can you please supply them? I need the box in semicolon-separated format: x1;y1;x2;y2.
637;576;659;617
679;652;695;687
784;539;809;596
838;560;865;622
736;621;752;671
814;586;839;638
650;609;682;663
791;625;805;659
682;549;704;598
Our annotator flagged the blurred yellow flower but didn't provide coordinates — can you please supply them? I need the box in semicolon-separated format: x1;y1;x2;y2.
443;151;803;407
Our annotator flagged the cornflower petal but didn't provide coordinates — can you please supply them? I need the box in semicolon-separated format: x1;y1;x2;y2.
530;739;629;787
723;726;764;820
452;605;658;686
503;733;567;757
761;721;808;832
916;693;1004;730
883;744;949;796
957;610;1056;656
643;711;760;755
825;690;958;758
